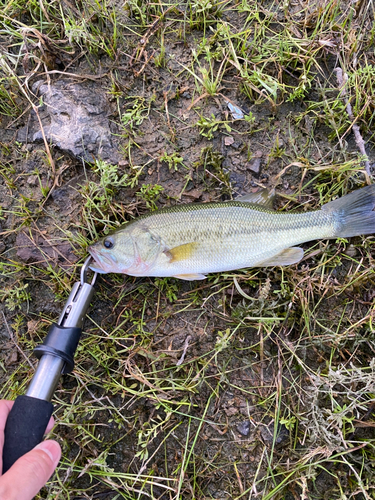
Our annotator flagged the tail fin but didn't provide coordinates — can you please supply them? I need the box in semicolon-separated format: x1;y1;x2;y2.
322;185;375;238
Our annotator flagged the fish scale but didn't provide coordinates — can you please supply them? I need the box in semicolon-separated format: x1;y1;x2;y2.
140;207;332;274
88;185;375;280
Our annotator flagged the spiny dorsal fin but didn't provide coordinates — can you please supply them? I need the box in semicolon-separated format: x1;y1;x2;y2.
235;188;275;208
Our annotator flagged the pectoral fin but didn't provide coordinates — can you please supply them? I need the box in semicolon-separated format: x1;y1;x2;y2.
236;188;275;208
173;273;207;281
256;247;304;267
168;242;198;262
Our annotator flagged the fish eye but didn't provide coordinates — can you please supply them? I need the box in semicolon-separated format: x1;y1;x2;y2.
103;237;114;249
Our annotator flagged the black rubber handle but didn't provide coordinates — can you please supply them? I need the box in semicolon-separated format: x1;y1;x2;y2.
2;395;53;474
34;324;82;374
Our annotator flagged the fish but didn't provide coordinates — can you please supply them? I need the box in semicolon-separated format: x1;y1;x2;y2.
88;185;375;281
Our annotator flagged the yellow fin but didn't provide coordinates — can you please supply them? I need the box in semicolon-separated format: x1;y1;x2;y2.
173;273;207;281
168;242;198;262
256;247;304;267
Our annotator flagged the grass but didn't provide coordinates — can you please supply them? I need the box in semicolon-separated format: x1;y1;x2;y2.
1;0;375;499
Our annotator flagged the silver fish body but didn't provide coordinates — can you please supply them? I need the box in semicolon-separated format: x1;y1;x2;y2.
88;185;375;280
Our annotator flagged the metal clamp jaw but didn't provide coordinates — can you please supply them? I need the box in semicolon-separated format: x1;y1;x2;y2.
57;256;97;328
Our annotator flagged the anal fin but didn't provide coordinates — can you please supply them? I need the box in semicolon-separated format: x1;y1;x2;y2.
173;273;207;281
256;247;304;267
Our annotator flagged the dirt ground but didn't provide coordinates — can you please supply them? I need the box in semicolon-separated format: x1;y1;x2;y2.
1;1;375;499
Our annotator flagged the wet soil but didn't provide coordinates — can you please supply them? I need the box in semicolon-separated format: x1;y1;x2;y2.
1;3;375;499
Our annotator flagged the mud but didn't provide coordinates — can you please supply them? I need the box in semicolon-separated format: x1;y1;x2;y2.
1;3;375;499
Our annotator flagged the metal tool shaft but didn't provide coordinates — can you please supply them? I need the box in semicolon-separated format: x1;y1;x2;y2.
2;256;97;473
26;355;64;401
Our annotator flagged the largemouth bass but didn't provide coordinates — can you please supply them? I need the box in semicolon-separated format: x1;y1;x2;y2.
88;185;375;280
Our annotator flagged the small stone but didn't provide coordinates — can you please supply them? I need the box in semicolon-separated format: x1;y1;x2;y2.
237;420;251;436
27;175;38;185
344;244;357;257
224;136;234;146
6;351;18;365
229;171;246;188
260;422;289;445
248;157;262;175
27;320;39;334
185;189;203;200
224;406;238;417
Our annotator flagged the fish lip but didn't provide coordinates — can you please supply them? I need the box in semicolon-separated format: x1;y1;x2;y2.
88;245;118;272
88;263;108;274
87;245;100;263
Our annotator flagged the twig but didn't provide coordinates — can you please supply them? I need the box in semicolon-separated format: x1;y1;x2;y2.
176;335;192;366
185;92;209;112
123;356;168;395
133;49;155;77
334;67;371;183
128;5;175;68
38;69;109;81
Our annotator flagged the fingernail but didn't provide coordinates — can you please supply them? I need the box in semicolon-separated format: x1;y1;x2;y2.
35;440;61;467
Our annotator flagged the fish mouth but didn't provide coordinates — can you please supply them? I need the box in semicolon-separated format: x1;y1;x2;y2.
88;262;108;274
88;245;118;274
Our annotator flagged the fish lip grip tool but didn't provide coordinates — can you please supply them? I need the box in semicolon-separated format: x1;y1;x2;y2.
2;257;97;474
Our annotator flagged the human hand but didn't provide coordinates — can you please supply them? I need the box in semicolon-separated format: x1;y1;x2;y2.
0;400;61;500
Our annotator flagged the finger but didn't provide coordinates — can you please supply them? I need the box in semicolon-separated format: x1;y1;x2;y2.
0;440;61;500
0;401;13;431
0;401;14;459
45;415;56;434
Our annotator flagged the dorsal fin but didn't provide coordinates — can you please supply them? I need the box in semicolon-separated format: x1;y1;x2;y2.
235;188;275;208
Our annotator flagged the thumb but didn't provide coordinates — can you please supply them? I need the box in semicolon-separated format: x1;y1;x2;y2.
0;440;61;500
